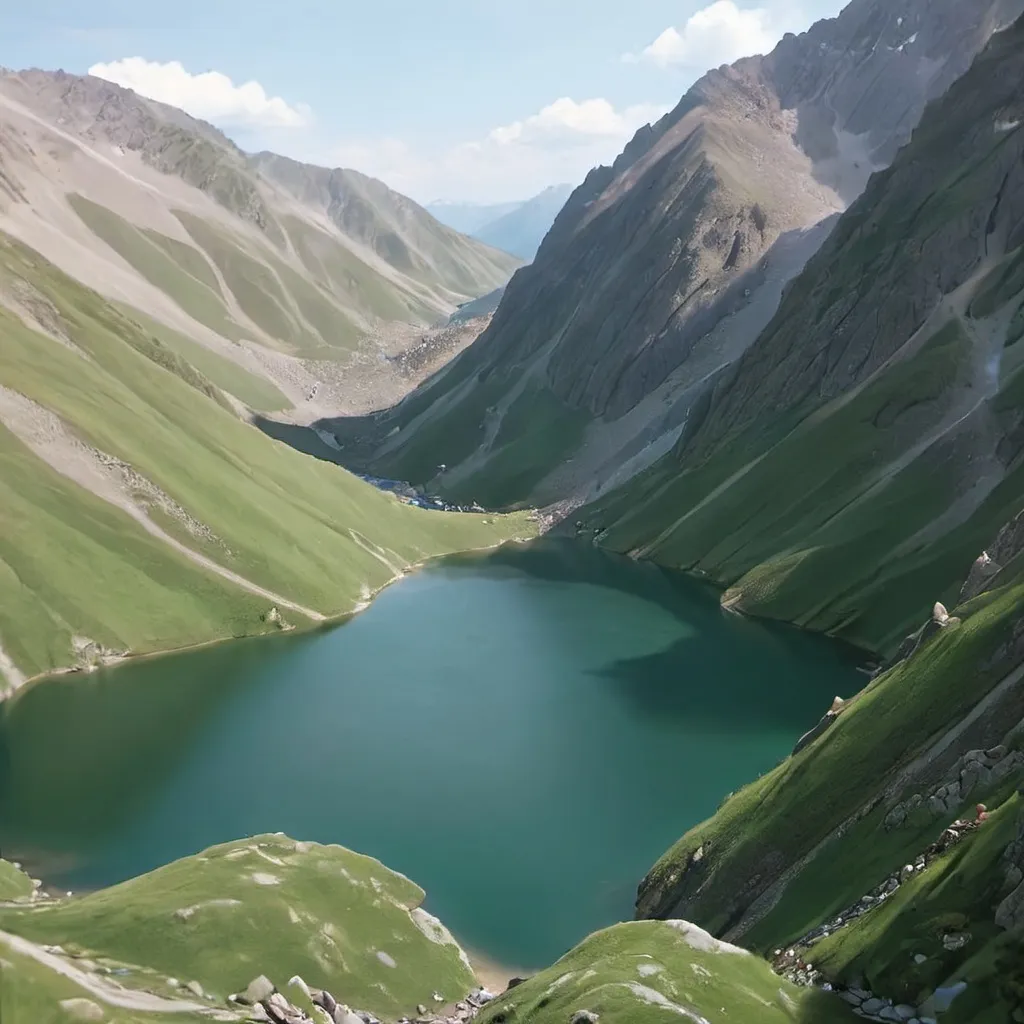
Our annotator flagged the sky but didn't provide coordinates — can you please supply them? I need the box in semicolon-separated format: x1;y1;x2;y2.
5;1;846;204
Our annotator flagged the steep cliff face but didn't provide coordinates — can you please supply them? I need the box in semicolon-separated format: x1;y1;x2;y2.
582;15;1024;653
331;0;1022;510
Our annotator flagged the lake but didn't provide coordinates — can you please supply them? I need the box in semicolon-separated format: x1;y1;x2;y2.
0;539;861;969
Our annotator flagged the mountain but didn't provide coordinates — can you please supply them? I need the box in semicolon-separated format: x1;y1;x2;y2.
472;184;574;259
0;226;532;689
428;185;574;259
326;0;1022;510
0;68;520;416
426;198;523;236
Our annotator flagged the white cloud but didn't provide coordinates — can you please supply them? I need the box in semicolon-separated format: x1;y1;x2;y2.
624;0;805;70
87;57;312;128
331;97;670;204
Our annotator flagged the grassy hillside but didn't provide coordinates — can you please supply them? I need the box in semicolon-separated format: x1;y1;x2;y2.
0;858;33;900
0;230;534;684
476;921;856;1024
0;835;476;1020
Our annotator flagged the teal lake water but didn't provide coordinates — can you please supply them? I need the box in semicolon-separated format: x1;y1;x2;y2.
0;540;860;969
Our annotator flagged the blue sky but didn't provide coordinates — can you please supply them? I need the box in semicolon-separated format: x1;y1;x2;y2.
6;1;845;203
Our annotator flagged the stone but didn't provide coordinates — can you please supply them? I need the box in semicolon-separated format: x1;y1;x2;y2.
432;992;446;1002
861;998;886;1014
878;1008;902;1021
333;1009;363;1024
249;1007;272;1023
919;981;968;1016
913;954;928;965
58;999;104;1022
840;991;864;1005
417;1007;427;1017
246;976;276;1004
900;864;915;881
167;978;180;989
318;991;337;1015
895;1007;918;1020
476;989;496;1004
186;980;205;998
941;930;971;951
288;977;312;1000
570;1013;600;1024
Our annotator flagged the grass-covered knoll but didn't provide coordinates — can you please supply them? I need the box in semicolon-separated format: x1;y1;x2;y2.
475;921;856;1024
67;194;245;343
115;306;289;412
0;232;535;678
0;944;213;1024
807;795;1024;1024
638;577;1024;947
0;858;33;900
0;835;476;1020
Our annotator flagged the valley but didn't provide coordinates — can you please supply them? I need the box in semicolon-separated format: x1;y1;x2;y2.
2;0;1024;1022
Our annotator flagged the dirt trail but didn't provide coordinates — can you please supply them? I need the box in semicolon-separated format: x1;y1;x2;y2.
0;386;324;624
0;929;235;1017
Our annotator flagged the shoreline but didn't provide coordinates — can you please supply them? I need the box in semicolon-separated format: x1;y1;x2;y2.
2;526;538;704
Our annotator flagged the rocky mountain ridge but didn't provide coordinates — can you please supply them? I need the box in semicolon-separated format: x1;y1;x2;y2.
325;0;1023;511
0;68;519;417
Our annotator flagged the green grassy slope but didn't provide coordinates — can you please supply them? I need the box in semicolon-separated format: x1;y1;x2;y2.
0;231;534;680
114;305;289;412
0;858;33;900
476;921;856;1024
67;194;246;342
0;945;213;1024
0;835;475;1020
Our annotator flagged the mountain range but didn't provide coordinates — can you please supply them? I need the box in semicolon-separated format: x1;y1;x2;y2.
428;184;574;260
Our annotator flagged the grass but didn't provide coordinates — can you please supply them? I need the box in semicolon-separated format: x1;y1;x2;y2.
443;386;590;508
0;944;213;1024
0;231;535;677
0;859;33;900
67;195;244;342
582;318;987;652
475;920;857;1024
639;578;1024;946
173;210;305;351
805;794;1024;1021
0;835;476;1021
114;305;289;412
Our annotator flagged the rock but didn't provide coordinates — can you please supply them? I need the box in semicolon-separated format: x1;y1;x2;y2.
186;980;205;998
476;988;496;1004
861;997;886;1014
417;1007;427;1017
318;991;338;1014
166;978;180;989
246;976;276;1004
840;991;864;1005
570;1013;600;1024
288;977;312;1000
333;1008;363;1024
913;953;928;965
933;602;950;625
59;999;105;1021
900;864;915;881
248;1006;271;1023
941;930;971;950
895;1007;918;1020
878;1008;902;1021
432;992;445;1003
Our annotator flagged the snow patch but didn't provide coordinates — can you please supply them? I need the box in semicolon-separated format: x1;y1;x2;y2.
251;872;280;886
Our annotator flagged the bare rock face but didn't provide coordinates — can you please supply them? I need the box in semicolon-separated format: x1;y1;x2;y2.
348;0;1024;506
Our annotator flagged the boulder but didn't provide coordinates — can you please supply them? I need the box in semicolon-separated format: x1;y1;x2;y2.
861;997;886;1014
58;999;105;1022
185;980;205;998
570;1013;600;1024
288;977;312;1000
246;976;276;1004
